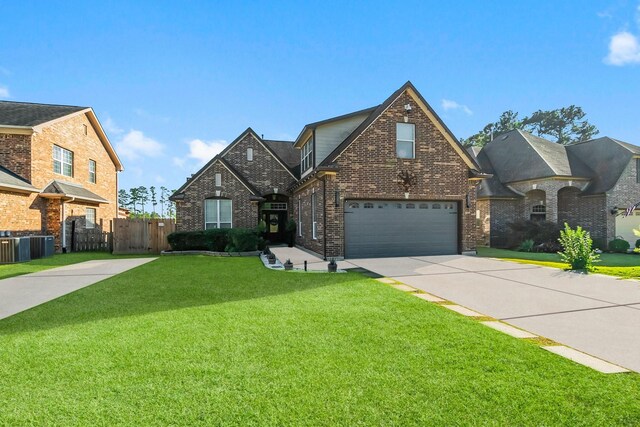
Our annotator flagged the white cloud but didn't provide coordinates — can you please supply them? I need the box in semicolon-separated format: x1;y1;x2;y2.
186;139;228;165
441;99;473;115
605;31;640;65
172;157;186;168
115;130;164;160
103;116;123;135
0;85;9;98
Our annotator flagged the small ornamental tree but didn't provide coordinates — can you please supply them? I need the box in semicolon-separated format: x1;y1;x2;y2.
558;223;600;271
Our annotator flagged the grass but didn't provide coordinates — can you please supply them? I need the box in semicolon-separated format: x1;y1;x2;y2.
478;247;640;279
0;252;154;280
0;256;639;425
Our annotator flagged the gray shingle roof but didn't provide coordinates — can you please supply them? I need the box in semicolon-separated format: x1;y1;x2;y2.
566;137;640;195
0;101;86;127
472;149;521;199
41;180;108;203
482;129;593;183
0;166;38;192
264;140;299;169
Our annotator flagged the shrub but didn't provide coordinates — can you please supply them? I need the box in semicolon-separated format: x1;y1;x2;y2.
517;239;535;252
635;239;640;249
535;241;563;253
226;228;260;252
507;220;562;248
167;229;231;251
608;238;630;253
558;223;599;271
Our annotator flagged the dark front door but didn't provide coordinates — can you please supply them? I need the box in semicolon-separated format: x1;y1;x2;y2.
263;211;287;243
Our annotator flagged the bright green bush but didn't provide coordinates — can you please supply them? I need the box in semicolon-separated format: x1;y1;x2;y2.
608;238;630;254
558;223;600;271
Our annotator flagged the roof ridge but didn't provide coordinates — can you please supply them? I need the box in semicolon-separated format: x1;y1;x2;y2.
518;130;567;175
0;100;87;109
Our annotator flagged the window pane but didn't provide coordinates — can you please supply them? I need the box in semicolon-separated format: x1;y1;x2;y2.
397;123;414;141
53;161;61;174
219;222;232;229
219;200;232;222
63;163;72;177
205;223;218;229
205;200;218;223
397;141;414;158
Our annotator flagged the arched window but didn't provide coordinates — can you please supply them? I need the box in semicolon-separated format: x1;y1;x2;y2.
432;203;441;209
348;202;359;209
419;203;429;209
364;202;374;209
406;203;415;209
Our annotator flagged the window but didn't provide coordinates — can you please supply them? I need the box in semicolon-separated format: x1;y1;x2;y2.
364;202;374;209
205;199;232;229
85;208;96;229
247;147;253;161
311;192;317;239
396;123;415;159
53;145;73;177
432;203;441;209
636;159;640;184
298;197;302;237
263;202;287;210
301;137;313;172
215;173;222;187
530;204;546;221
89;160;96;183
394;203;402;209
419;203;429;209
348;202;360;209
82;124;88;135
406;203;415;209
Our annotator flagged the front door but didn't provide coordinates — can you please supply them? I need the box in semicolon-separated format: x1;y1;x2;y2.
263;211;287;243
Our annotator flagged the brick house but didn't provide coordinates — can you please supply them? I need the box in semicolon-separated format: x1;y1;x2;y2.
0;101;123;251
471;129;640;248
172;82;487;258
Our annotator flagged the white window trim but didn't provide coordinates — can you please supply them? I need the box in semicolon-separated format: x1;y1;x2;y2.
205;199;233;229
53;145;74;177
215;173;222;187
396;123;415;159
301;137;313;173
85;208;96;229
89;159;96;184
247;147;253;161
298;197;302;237
311;191;317;240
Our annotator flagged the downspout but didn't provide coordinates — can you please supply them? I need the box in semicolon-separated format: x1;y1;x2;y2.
61;197;75;253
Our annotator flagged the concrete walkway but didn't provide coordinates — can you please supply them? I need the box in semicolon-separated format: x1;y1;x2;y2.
0;258;156;320
349;255;640;373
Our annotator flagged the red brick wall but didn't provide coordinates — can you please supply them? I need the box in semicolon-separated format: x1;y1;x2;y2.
297;90;478;257
175;161;258;231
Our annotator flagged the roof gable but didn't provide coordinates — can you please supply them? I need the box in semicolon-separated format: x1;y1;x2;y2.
219;127;297;179
319;81;480;170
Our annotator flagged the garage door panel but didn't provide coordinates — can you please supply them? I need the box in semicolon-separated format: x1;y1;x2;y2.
345;200;458;258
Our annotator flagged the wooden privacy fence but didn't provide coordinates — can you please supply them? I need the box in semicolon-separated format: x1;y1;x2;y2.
73;230;113;252
113;218;176;254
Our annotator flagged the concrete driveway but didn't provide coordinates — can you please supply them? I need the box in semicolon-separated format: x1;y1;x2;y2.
349;255;640;373
0;258;156;321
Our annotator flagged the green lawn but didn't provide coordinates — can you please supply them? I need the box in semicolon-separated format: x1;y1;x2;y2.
0;252;154;280
478;247;640;279
1;256;639;425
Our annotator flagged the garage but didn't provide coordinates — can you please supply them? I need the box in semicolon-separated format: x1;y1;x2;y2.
344;200;459;258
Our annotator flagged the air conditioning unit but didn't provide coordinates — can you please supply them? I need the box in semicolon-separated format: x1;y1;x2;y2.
29;235;55;259
0;237;31;264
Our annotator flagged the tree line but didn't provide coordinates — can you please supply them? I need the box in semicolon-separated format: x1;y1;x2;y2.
118;186;177;218
461;105;599;147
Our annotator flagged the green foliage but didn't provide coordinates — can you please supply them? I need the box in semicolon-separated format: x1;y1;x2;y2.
256;220;267;234
636;239;640;249
507;220;561;247
609;238;631;253
517;239;535;252
168;228;260;252
558;223;599;271
462;105;599;147
226;228;260;252
285;218;297;233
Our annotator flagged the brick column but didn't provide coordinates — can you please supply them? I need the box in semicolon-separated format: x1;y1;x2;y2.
45;198;62;252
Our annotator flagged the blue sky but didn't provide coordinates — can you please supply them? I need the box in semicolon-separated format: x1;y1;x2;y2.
1;1;639;194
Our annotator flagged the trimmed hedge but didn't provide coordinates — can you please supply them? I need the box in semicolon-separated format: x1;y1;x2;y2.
167;228;261;252
609;238;630;253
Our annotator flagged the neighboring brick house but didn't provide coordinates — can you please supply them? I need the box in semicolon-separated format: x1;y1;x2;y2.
172;82;487;259
0;101;123;251
471;129;640;248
